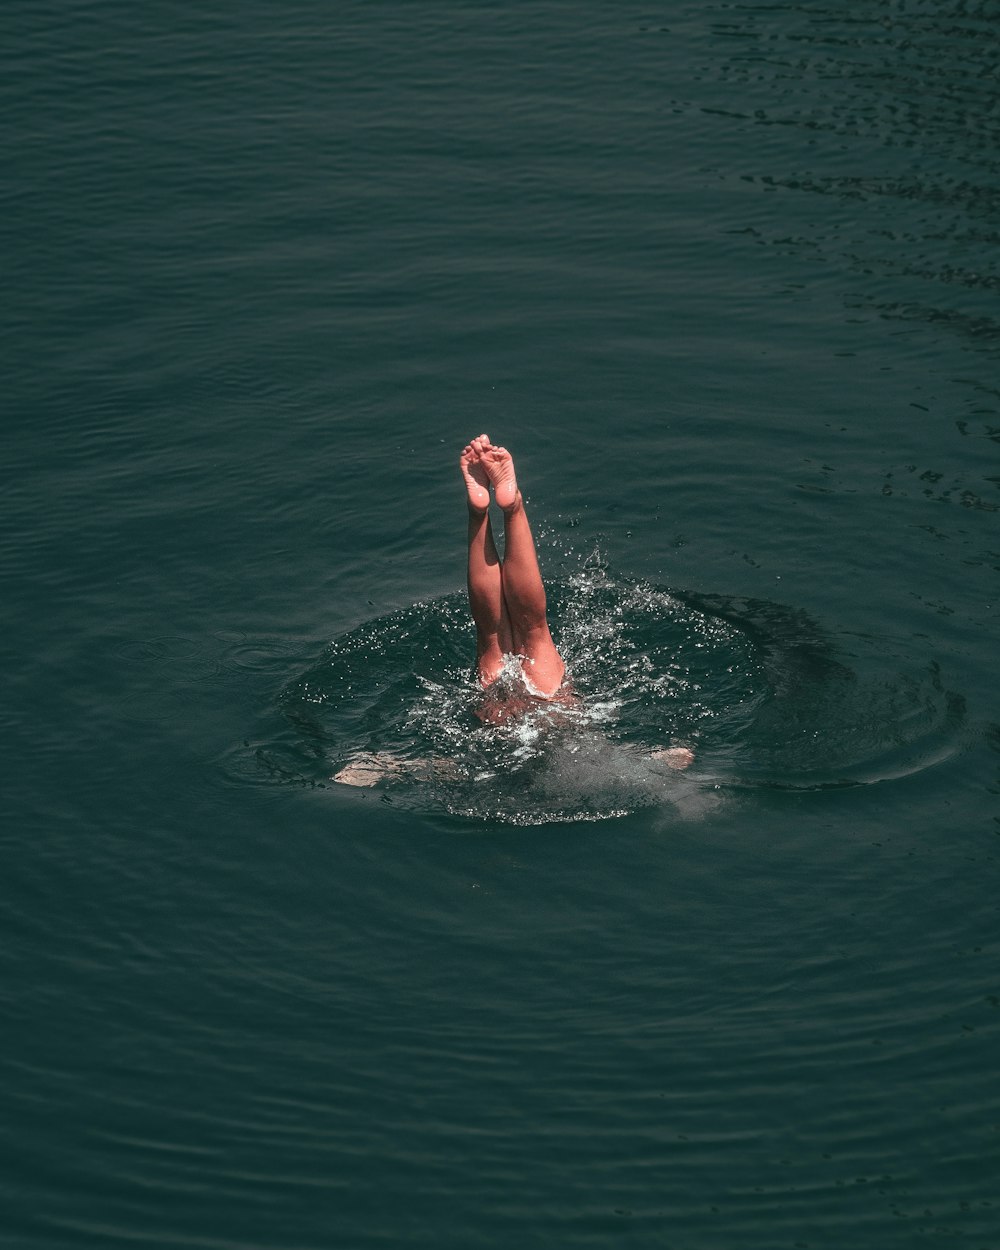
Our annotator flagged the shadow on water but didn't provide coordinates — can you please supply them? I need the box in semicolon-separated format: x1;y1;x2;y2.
245;553;966;825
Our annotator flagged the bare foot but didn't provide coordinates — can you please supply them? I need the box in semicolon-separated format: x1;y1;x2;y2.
460;434;491;513
480;443;519;511
650;747;695;770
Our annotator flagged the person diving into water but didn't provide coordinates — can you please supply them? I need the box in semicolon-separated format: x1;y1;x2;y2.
460;434;571;719
333;436;693;786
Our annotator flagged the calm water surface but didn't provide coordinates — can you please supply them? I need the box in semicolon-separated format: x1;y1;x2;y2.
3;2;999;1247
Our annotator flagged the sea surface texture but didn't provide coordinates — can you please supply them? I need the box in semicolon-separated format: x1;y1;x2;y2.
4;2;999;1247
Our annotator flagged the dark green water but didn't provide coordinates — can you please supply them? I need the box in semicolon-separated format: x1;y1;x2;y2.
4;2;999;1246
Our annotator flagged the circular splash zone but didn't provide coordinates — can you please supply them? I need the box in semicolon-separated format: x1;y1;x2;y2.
253;556;965;825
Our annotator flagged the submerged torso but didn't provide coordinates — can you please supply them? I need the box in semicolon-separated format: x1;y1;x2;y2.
475;655;576;725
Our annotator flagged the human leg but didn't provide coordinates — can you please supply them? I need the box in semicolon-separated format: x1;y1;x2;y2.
479;443;565;696
461;436;512;685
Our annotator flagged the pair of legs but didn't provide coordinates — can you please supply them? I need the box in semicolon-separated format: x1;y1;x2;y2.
334;436;564;786
331;438;693;785
460;435;565;697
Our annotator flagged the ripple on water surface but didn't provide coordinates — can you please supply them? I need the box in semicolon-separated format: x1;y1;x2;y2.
247;555;965;825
